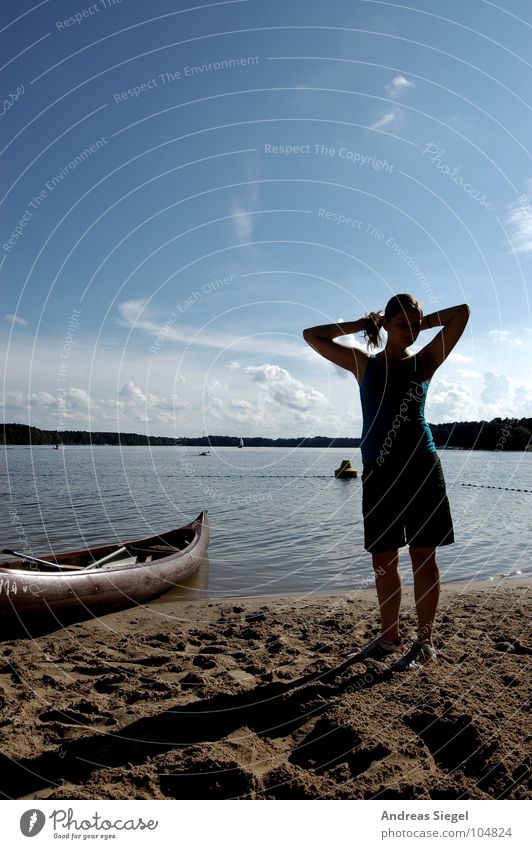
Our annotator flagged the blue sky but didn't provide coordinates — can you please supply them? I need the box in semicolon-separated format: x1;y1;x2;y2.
1;0;531;437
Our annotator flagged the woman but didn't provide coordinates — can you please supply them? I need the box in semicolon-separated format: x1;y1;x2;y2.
303;294;470;670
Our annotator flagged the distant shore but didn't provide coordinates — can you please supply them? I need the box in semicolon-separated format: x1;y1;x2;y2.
2;419;531;451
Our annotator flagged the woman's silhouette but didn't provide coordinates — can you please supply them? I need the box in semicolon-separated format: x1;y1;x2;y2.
303;294;470;670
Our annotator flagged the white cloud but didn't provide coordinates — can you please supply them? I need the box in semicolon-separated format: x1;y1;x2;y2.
369;76;413;133
5;313;28;326
448;351;474;363
231;204;255;243
512;385;532;416
488;329;524;346
203;365;340;435
480;371;510;404
457;368;480;378
369;110;398;130
425;378;478;422
422;370;531;422
368;75;414;131
64;387;91;408
245;364;326;411
206;380;254;424
1;383;190;429
2;389;57;411
116;381;190;424
385;74;415;98
119;298;149;325
504;191;532;254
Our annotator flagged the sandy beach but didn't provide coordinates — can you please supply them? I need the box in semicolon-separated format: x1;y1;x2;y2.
0;577;530;801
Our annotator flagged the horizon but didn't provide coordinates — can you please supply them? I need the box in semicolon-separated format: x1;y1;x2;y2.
3;414;529;443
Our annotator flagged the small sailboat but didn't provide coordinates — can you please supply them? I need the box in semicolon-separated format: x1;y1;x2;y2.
239;437;244;448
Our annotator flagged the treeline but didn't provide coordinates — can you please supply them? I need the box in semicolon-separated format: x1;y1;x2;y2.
1;418;531;450
185;435;362;448
430;418;532;451
0;424;180;446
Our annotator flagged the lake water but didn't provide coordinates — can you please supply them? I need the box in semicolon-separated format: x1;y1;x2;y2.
1;446;530;599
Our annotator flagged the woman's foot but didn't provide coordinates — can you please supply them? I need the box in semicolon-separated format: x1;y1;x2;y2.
393;639;437;671
348;633;403;662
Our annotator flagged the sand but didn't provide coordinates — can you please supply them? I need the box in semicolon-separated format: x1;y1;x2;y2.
0;578;530;800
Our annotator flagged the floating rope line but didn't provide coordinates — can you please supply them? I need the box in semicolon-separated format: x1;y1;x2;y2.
459;483;532;493
182;474;532;492
184;474;332;478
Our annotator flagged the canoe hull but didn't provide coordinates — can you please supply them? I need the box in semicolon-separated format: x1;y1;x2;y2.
0;511;208;623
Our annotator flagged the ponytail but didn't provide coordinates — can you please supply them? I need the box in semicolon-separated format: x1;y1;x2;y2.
362;311;385;350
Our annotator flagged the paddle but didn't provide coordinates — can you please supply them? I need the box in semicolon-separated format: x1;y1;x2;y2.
2;546;128;572
1;549;83;571
82;546;128;570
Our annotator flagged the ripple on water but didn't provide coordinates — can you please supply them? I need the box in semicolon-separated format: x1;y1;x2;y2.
1;446;530;595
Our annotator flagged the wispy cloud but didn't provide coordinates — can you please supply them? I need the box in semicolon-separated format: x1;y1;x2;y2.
457;368;480;378
231;167;260;245
504;189;532;253
369;74;414;131
488;329;525;346
118;298;148;325
385;74;415;98
5;313;28;326
231;203;255;243
369;110;399;130
117;300;306;358
448;351;474;363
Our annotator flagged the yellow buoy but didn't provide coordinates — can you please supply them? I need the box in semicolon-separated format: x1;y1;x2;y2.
334;459;358;479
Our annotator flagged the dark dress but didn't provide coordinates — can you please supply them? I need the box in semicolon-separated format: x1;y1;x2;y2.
359;354;455;553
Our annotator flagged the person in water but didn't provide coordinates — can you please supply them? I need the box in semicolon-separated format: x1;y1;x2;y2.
303;294;470;670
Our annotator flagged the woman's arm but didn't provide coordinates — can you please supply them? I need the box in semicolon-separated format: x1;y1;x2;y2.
419;304;470;376
303;318;368;340
421;304;469;331
303;318;370;375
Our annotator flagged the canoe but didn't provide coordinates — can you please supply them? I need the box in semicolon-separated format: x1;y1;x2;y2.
0;511;208;623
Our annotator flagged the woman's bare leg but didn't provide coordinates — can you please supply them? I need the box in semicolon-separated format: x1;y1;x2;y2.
371;548;401;640
409;545;439;643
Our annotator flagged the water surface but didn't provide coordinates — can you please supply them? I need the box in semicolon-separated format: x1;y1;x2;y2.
1;446;530;598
